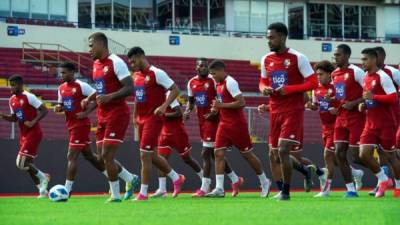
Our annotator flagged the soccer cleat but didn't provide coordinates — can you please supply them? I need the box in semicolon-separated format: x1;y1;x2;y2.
205;188;225;198
37;173;50;198
394;189;400;198
231;177;244;197
314;191;329;198
304;165;315;192
343;191;359;198
150;189;167;198
123;175;140;200
272;191;282;199
135;194;148;201
192;189;207;198
277;193;290;201
260;179;271;198
368;186;378;196
353;170;364;191
375;179;393;198
105;197;122;203
318;168;328;191
172;174;185;198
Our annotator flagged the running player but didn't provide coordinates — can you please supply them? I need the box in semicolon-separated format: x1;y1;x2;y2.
358;48;400;198
259;22;318;200
0;75;50;198
184;58;243;197
331;44;366;197
83;32;140;202
305;60;338;197
128;46;185;201
205;60;271;198
150;97;203;197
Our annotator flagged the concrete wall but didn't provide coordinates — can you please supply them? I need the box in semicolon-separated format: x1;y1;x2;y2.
1;23;399;65
0;140;378;194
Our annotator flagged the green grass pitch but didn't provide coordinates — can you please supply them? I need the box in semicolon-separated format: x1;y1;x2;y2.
0;192;398;225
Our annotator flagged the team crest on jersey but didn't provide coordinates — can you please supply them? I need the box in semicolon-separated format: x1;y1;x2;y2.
316;90;321;94
269;62;274;67
72;88;77;94
344;73;349;80
144;76;150;83
61;90;65;94
283;59;291;68
327;88;333;94
19;99;24;105
204;83;209;89
371;80;377;87
103;66;109;74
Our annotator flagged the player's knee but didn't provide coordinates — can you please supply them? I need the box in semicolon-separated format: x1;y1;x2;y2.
214;149;225;159
201;148;212;160
15;155;29;171
140;151;152;162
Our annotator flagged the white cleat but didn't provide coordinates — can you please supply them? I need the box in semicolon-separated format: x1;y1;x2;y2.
37;173;50;199
205;188;225;198
314;191;329;198
272;191;282;199
150;189;168;198
354;170;364;191
319;168;328;191
260;179;271;198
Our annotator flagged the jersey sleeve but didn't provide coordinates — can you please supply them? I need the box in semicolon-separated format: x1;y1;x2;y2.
187;80;193;97
226;77;242;98
391;68;400;86
111;55;131;81
260;55;267;78
57;87;63;104
297;53;314;78
380;72;397;94
9;98;14;114
155;69;174;89
78;80;96;97
353;66;366;86
26;92;43;109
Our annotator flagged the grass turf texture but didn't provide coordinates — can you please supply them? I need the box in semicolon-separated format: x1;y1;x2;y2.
0;192;398;225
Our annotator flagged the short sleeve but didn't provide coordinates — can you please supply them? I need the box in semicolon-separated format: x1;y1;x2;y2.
379;71;397;94
110;54;131;81
77;80;96;96
297;53;314;78
391;68;400;86
260;55;267;78
155;68;174;89
351;65;366;86
57;87;62;104
226;77;242;98
26;92;43;109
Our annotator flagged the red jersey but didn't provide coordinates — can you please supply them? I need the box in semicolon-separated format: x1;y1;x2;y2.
383;65;400;89
92;54;131;120
58;79;95;129
216;75;246;125
331;64;365;119
363;69;397;129
261;48;315;113
9;91;43;134
187;75;218;123
312;83;337;125
160;99;186;136
133;65;174;117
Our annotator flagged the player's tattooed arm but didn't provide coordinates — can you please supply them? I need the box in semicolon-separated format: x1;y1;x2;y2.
212;94;245;109
183;96;195;120
155;84;180;116
97;76;133;105
25;104;48;128
0;112;17;122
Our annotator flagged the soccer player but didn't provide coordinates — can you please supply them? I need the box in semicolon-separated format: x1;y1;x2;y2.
184;58;243;197
358;48;400;198
128;46;185;201
205;60;271;198
0;75;50;198
259;22;318;200
305;60;338;197
368;46;400;195
83;32;140;202
151;97;203;197
331;44;366;197
55;62;139;197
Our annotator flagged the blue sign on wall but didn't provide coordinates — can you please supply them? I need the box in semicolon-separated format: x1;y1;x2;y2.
7;26;25;36
322;43;332;52
169;36;180;45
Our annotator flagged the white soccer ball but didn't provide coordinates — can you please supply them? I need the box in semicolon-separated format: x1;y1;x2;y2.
49;185;69;202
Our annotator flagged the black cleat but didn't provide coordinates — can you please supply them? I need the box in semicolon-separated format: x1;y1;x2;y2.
368;186;378;196
277;193;290;201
